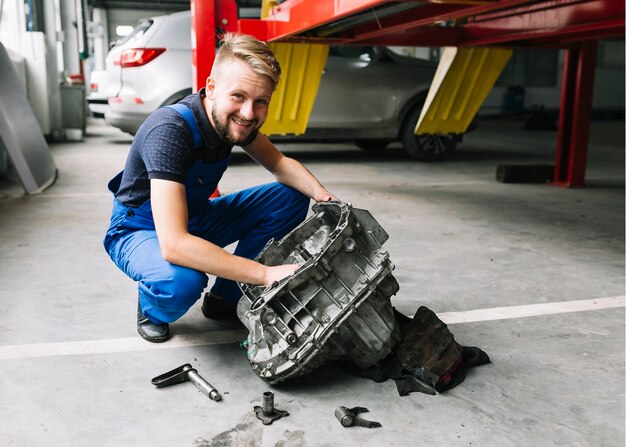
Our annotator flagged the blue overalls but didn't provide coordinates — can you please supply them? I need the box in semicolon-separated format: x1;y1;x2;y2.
103;104;309;325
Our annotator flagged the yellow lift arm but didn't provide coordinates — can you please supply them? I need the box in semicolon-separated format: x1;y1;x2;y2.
415;46;512;135
260;0;329;136
261;43;329;136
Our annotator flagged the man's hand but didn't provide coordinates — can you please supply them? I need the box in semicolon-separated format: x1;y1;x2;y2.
263;264;300;285
315;191;338;202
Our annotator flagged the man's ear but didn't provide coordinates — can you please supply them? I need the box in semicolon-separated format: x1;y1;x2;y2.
206;77;216;99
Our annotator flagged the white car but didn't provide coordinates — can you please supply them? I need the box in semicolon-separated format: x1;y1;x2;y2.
87;69;116;118
104;11;192;134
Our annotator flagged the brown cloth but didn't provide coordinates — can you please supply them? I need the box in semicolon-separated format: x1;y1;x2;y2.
342;306;490;396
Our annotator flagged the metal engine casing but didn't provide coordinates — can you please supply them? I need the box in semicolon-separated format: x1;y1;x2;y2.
238;202;401;384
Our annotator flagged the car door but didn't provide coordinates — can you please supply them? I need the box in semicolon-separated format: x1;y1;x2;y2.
308;46;399;131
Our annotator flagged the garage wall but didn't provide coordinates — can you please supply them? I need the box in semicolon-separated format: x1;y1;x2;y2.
481;40;625;115
105;8;182;49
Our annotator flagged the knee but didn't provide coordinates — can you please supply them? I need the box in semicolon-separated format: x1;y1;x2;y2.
144;266;208;322
169;267;208;305
276;184;309;214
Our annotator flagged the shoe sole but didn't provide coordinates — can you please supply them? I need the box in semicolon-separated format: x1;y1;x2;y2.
137;326;171;343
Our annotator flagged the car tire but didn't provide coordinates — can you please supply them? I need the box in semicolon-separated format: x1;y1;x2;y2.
401;105;458;161
354;139;390;151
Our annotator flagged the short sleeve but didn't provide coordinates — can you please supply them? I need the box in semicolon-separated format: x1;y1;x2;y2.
141;109;193;183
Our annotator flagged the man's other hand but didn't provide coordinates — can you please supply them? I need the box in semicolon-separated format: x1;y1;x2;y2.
315;191;339;202
264;264;300;285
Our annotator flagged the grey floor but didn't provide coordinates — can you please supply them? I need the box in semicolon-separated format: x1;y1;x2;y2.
0;116;624;447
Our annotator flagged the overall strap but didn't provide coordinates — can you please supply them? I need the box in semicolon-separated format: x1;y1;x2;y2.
166;103;202;149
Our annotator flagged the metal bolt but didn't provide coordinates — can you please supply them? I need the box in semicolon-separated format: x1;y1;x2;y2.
264;310;277;325
285;332;298;345
221;18;229;25
343;237;356;252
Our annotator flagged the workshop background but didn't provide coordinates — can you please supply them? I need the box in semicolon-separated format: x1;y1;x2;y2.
0;0;624;446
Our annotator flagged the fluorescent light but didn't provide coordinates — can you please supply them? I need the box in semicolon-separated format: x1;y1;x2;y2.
115;25;134;37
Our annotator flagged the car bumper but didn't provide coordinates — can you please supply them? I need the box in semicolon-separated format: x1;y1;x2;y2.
87;99;109;118
104;110;148;135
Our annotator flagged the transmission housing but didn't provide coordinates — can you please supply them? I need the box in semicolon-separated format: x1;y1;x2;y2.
238;202;400;384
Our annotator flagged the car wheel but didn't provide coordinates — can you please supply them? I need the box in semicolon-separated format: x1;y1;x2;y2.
401;106;458;161
354;139;390;151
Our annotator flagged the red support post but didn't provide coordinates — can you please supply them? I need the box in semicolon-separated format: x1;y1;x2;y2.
553;41;598;187
191;0;216;92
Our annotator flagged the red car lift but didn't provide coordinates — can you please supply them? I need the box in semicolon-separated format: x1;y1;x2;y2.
191;0;624;187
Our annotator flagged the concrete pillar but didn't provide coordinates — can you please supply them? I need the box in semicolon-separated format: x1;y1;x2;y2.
59;0;80;77
43;0;63;134
91;8;109;71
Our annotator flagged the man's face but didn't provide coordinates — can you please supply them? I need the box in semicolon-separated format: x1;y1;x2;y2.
205;58;273;146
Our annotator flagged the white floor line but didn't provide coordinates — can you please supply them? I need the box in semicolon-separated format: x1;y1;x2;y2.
0;192;111;199
438;295;625;324
0;296;623;361
0;329;247;361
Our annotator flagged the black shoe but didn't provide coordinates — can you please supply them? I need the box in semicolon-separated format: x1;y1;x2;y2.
201;292;239;321
137;304;171;343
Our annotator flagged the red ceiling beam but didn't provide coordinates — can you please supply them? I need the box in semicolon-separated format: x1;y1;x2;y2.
241;0;623;47
338;3;467;44
262;0;395;41
347;26;462;46
334;0;623;47
220;0;624;48
461;0;625;45
460;18;625;46
259;0;551;42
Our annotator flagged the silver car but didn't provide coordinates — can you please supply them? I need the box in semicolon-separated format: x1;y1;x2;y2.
99;11;460;161
280;45;459;161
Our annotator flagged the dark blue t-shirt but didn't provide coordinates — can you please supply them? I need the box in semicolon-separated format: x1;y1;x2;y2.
114;88;233;207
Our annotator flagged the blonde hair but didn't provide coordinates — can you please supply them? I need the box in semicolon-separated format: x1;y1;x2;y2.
214;33;281;91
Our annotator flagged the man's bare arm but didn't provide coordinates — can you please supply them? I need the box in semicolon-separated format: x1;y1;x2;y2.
150;178;298;284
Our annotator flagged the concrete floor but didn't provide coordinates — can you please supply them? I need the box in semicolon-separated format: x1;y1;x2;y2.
0;116;624;446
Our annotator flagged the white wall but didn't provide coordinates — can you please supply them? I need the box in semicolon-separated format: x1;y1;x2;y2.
481;40;625;115
105;8;170;48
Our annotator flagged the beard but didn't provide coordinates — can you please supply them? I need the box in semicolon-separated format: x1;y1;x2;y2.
211;108;259;146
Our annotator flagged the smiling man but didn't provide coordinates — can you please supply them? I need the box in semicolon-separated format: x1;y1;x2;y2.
104;33;336;343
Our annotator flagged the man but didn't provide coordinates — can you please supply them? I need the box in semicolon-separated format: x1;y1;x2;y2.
104;33;336;343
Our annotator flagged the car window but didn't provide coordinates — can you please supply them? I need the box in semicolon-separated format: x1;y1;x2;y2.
113;19;153;47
